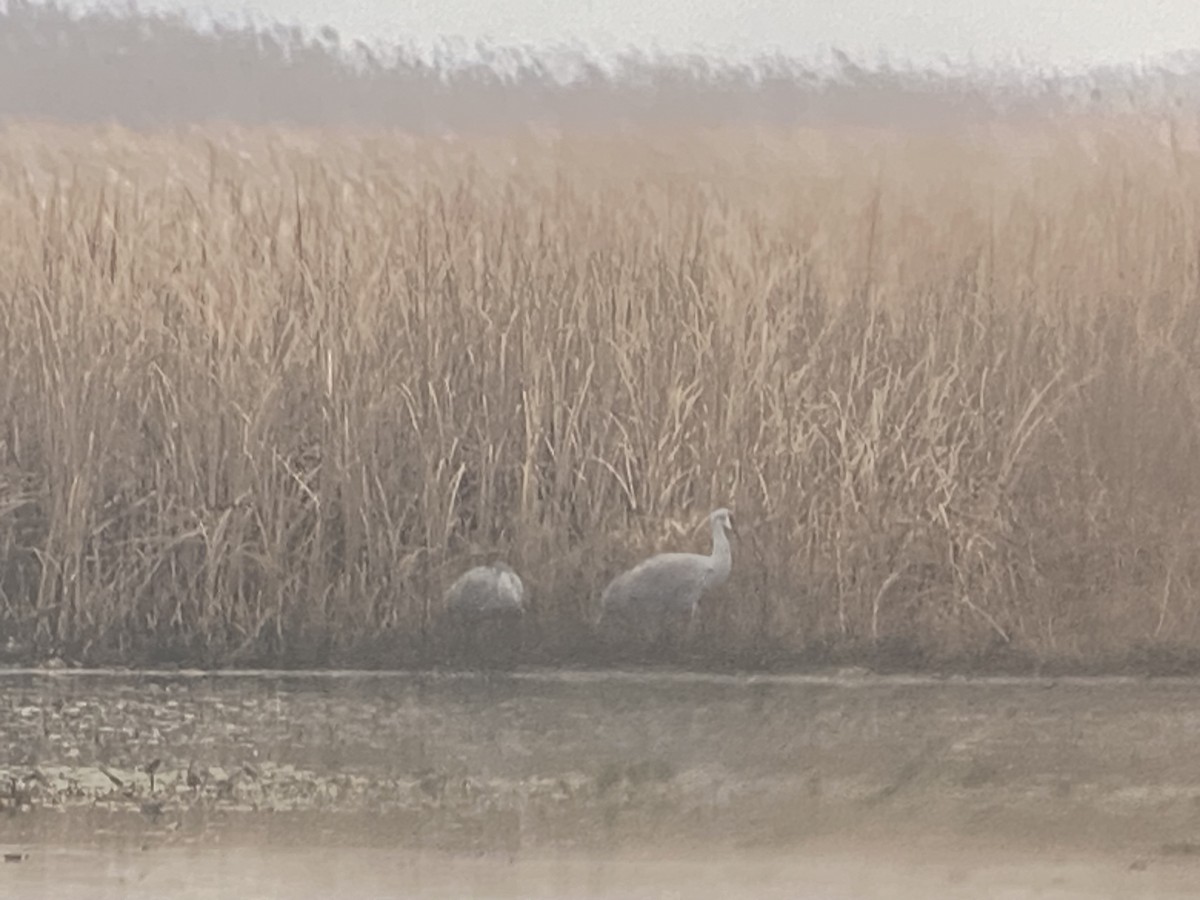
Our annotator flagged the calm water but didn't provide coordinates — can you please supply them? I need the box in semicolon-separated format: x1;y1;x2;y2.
1;668;1199;897
5;842;1200;899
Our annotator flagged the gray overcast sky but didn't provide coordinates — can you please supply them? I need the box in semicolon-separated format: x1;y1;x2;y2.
111;0;1200;69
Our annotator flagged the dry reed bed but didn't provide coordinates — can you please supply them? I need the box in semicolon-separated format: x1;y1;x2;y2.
1;117;1199;669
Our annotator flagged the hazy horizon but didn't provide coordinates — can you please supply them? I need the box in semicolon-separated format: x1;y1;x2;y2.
73;0;1200;72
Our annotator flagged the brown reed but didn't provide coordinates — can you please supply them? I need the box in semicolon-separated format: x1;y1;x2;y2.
1;115;1199;671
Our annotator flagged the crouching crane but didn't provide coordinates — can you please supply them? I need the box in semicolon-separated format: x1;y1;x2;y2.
442;562;526;669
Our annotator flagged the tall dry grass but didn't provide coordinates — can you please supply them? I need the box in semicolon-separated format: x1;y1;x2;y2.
2;115;1200;669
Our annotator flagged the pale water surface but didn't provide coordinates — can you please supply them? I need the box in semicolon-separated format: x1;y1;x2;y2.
5;839;1200;899
1;669;1198;897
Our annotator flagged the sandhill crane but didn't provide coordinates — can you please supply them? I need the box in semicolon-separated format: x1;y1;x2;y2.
598;508;734;652
443;562;526;668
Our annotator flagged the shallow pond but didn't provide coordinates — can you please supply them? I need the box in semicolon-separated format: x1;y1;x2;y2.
6;841;1200;899
0;668;1198;896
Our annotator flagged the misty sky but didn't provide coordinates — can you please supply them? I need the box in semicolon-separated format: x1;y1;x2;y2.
93;0;1200;69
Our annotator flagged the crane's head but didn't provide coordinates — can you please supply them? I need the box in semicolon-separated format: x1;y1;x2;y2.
710;507;735;535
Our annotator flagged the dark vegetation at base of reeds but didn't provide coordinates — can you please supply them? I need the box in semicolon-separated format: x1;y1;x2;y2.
4;114;1200;673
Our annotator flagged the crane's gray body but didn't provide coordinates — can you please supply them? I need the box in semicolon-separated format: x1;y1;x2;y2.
598;508;734;649
445;563;525;618
442;562;525;668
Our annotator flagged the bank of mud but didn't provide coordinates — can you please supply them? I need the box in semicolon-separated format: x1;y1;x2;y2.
9;634;1200;680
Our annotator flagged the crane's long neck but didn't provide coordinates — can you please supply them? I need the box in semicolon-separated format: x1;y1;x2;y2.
709;518;732;585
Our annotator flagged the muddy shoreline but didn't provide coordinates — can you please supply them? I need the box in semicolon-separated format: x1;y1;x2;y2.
12;640;1200;678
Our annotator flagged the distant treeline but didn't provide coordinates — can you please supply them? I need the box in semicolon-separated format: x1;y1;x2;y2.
2;0;1198;129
